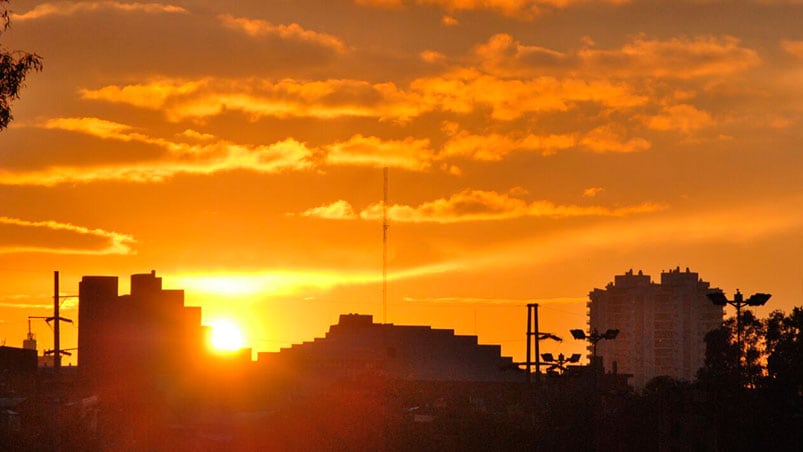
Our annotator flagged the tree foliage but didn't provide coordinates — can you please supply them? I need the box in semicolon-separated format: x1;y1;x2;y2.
765;307;803;393
1;0;42;131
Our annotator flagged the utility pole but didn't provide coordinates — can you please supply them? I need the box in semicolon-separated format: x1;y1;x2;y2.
526;303;562;383
54;271;60;369
47;271;74;372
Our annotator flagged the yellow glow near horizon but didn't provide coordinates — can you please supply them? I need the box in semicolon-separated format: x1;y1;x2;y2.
207;319;245;352
169;270;385;299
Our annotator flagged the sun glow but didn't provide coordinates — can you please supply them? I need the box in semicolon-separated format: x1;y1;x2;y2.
207;319;245;352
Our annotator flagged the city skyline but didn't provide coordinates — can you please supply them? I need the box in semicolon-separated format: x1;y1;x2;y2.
1;0;802;364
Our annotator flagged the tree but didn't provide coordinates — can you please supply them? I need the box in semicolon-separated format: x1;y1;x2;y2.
765;307;803;393
1;0;42;131
697;310;766;388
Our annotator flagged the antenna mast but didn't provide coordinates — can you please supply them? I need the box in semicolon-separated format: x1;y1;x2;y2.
382;167;388;324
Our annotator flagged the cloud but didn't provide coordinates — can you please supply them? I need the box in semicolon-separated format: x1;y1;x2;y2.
80;78;424;122
354;0;630;19
475;33;761;80
80;79;206;110
583;187;604;198
475;33;571;76
10;1;187;21
579;125;651;153
0;117;314;185
79;67;648;123
781;40;803;59
411;68;647;120
0;216;135;255
442;15;459;26
440;124;652;159
643;104;714;133
299;200;359;220
4;118;442;185
579;35;761;79
420;50;447;63
325;134;434;171
218;14;347;54
298;189;666;223
451;195;803;274
442;130;576;160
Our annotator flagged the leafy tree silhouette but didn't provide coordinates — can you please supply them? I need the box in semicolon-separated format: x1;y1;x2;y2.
1;0;42;131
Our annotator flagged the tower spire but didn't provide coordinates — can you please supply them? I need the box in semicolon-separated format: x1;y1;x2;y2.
382;167;388;324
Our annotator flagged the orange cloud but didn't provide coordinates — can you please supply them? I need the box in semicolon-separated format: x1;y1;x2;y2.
475;33;570;76
781;40;803;59
299;189;666;223
0;117;314;185
80;79;206;110
583;187;604;198
442;15;459;26
442;130;576;160
644;104;714;133
298;200;358;221
579;125;651;153
355;0;629;18
10;1;187;21
80;78;423;122
218;14;347;53
80;68;647;123
476;33;760;80
299;200;359;220
325;134;434;171
0;216;135;255
412;68;646;120
579;35;761;79
442;125;651;159
420;50;447;63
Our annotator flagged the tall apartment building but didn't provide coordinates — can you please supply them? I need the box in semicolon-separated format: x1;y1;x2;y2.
588;268;723;389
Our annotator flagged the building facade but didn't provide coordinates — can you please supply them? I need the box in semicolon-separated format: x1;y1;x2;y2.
258;313;522;383
78;271;207;386
588;268;723;389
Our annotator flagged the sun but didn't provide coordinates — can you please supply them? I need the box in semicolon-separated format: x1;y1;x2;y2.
207;319;245;353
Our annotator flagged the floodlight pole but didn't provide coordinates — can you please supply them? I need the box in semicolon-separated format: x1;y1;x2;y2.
708;289;771;381
526;303;562;383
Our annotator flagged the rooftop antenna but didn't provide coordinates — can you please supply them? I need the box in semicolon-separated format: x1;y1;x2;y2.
382;167;389;324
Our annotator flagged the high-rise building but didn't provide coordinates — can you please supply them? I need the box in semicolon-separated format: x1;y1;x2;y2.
588;268;723;389
78;271;207;386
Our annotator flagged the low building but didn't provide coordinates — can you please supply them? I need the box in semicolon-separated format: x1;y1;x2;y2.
258;313;522;382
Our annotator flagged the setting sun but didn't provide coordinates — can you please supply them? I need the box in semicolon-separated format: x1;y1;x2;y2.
207;319;245;352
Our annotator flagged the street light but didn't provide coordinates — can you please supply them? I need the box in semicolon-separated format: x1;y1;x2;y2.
706;289;771;379
540;353;582;375
570;328;619;358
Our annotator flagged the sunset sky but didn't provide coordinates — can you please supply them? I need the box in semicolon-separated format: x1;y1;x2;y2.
1;0;801;364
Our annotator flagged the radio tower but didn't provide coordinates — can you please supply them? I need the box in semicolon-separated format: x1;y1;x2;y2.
382;167;389;324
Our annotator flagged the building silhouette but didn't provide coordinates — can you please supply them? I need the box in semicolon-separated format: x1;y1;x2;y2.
258;313;522;382
588;267;723;388
78;271;207;387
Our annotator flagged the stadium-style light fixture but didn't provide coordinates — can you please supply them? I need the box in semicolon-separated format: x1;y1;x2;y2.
706;288;771;385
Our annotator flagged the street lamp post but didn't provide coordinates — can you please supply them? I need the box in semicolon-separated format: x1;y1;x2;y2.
540;353;582;375
570;328;619;359
706;289;771;380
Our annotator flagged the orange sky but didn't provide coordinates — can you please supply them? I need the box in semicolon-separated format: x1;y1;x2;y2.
1;0;802;365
